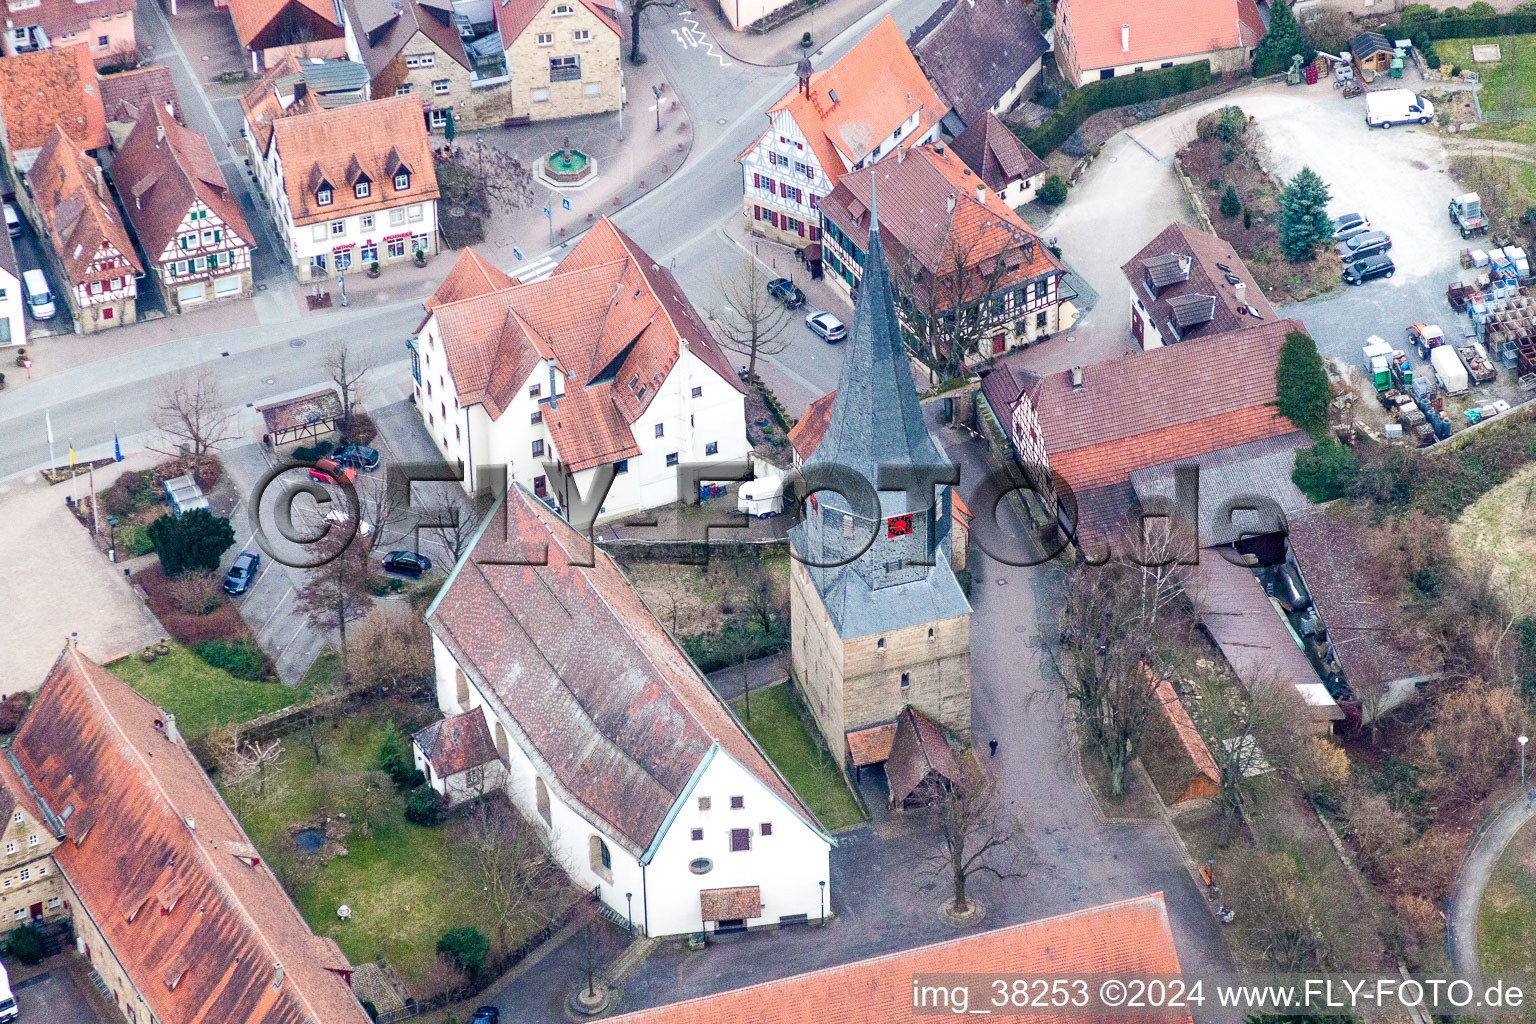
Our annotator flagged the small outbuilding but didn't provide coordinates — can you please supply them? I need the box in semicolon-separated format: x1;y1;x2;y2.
257;388;343;447
1141;673;1221;807
1351;32;1394;75
885;707;965;810
412;709;506;807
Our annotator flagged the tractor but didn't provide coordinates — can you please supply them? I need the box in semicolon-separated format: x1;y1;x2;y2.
1449;193;1488;239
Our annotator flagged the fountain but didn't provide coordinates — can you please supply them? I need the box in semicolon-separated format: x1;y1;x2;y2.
541;137;596;187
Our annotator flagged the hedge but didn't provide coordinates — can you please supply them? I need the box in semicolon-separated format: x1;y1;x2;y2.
1394;10;1536;38
1024;61;1212;156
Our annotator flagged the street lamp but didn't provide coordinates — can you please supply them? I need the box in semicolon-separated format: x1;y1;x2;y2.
625;892;633;936
107;515;117;562
652;84;661;133
819;879;826;926
1521;735;1529;787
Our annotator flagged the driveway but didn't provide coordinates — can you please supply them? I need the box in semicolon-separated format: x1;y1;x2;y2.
6;959;116;1024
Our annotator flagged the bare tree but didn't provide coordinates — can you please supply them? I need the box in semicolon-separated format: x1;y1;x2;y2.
214;725;286;814
893;225;1016;381
1190;675;1301;844
347;768;389;839
153;369;237;459
435;142;535;216
294;534;374;691
425;489;483;565
462;800;572;950
625;0;683;64
925;769;1026;917
349;607;435;690
711;254;790;383
325;341;370;425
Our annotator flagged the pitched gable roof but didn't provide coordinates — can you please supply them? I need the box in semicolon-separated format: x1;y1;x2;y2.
787;389;836;463
238;55;323;154
31;126;141;285
427;247;515;310
606;894;1187;1023
751;16;947;184
1121;222;1275;343
15;0;135;44
342;0;472;78
908;0;1048;126
99;65;181;125
113;107;253;263
270;94;438;225
426;485;822;855
12;649;370;1024
884;706;963;806
493;0;618;45
413;709;500;776
226;0;342;49
1059;0;1264;72
950;112;1045;194
0;45;109;159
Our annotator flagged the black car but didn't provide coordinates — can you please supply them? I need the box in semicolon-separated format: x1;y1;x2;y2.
1343;253;1395;285
766;277;805;308
223;551;260;595
1332;212;1370;239
469;1009;500;1024
331;444;381;471
1335;230;1392;261
382;550;433;577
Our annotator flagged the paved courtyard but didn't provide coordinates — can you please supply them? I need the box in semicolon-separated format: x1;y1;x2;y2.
6;958;117;1024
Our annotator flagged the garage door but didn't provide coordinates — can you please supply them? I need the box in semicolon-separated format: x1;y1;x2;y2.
214;275;241;297
178;282;205;306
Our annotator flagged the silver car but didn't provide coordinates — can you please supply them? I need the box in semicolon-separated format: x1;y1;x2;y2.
806;311;846;343
1336;230;1391;261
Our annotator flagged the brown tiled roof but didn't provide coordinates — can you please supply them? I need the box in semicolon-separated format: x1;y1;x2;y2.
227;0;342;49
342;0;470;79
950;112;1045;194
0;753;52;838
493;0;617;47
257;388;343;432
1050;405;1297;491
788;389;836;463
13;648;370;1024
908;0;1048;125
1121;223;1276;343
238;55;321;154
845;721;897;767
1059;0;1263;74
99;65;181;125
608;893;1188;1024
820;142;1061;304
885;706;963;806
113;107;253;266
18;0;136;44
31;126;141;285
429;221;744;471
699;886;762;922
426;247;514;310
747;16;947;185
426;485;823;854
1150;672;1220;804
0;45;109;156
1284;505;1430;687
1191;555;1330;693
414;709;499;776
271;94;437;227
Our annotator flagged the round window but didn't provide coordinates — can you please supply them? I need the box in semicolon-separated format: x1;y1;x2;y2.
689;858;713;875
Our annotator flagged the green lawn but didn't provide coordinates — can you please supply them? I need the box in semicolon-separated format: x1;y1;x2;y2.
1436;35;1536;110
1479;815;1536;975
108;643;302;739
222;704;520;995
731;683;864;832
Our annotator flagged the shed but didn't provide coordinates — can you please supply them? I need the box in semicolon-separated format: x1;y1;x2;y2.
1351;32;1394;74
257;388;343;447
412;710;506;807
1140;673;1221;807
885;707;964;810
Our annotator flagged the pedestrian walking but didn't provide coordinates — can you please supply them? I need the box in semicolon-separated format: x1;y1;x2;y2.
989;738;998;757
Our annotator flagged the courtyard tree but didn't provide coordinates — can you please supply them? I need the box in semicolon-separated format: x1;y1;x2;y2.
1278;167;1333;262
153;368;237;459
425;489;484;565
712;253;790;383
625;0;682;64
1191;674;1302;844
433;140;535;246
147;508;235;576
895;225;1015;380
325;340;371;426
1275;330;1331;437
462;799;572;949
436;926;489;981
213;724;286;815
294;532;374;687
1252;0;1308;77
925;770;1027;918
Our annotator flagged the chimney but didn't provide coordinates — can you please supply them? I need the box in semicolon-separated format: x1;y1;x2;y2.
976;183;985;205
1234;281;1247;307
163;712;181;746
156;121;165;145
896;144;905;163
1069;366;1084;388
94;168;106;201
1121;23;1130;52
946;193;956;213
546;358;558;411
272;963;285;991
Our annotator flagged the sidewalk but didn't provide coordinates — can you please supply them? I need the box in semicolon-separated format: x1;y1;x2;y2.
721;214;852;318
692;0;890;68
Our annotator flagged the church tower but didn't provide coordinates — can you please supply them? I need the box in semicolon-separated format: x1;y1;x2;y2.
788;189;973;769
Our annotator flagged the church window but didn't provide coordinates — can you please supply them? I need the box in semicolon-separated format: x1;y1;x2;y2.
536;778;551;823
928;627;935;640
876;638;885;649
901;673;910;689
589;835;612;879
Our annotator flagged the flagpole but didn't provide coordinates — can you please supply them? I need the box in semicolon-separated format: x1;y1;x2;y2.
69;440;76;502
89;462;99;536
45;410;55;478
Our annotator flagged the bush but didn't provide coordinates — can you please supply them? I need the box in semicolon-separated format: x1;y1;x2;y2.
367;574;406;597
1037;175;1069;206
377;725;426;791
1426;48;1442;69
116;522;155;557
1450;64;1462;77
8;926;44;964
164;571;225;615
405;785;443;826
1196;105;1248;144
1253;0;1311;76
1465;1;1497;15
436;926;489;978
1292;440;1359;502
361;1000;379;1022
1275;331;1331;437
1026;61;1212;155
340;412;377;447
194;639;269;681
133;564;252;649
0;692;30;734
1243;207;1252;230
292;440;334;462
1220;186;1242;218
148;508;236;576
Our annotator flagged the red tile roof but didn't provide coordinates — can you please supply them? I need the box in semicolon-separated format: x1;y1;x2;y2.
788;389;837;463
699;886;762;922
845;721;897;767
1059;0;1264;74
270;94;438;227
13;648;370;1024
426;246;514;310
413;709;500;776
227;0;342;49
1150;672;1221;805
31;126;142;285
427;485;823;854
428;220;744;471
238;55;322;155
113;107;253;269
747;16;947;185
950;112;1046;194
99;65;181;125
1121;223;1276;344
884;706;963;806
0;44;109;156
1050;405;1296;491
608;893;1188;1024
18;0;135;44
493;0;617;43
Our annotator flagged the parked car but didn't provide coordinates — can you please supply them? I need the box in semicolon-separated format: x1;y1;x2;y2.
1332;212;1370;239
806;311;846;342
22;269;54;320
1343;253;1396;285
382;550;432;577
323;508;373;537
223;551;260;595
4;203;19;239
1336;230;1392;260
331;444;380;471
767;277;805;308
469;1009;500;1024
309;458;357;486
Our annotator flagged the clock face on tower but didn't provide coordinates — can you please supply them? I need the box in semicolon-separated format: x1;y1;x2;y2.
886;514;914;538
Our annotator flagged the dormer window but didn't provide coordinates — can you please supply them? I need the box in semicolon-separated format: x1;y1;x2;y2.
355;180;369;198
394;171;410;190
316;187;332;206
552;3;573;13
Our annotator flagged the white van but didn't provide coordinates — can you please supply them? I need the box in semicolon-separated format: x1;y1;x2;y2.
1365;88;1434;128
22;269;54;320
0;959;16;1022
3;203;19;239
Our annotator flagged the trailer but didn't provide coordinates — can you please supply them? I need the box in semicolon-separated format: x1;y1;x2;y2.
1430;345;1470;394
